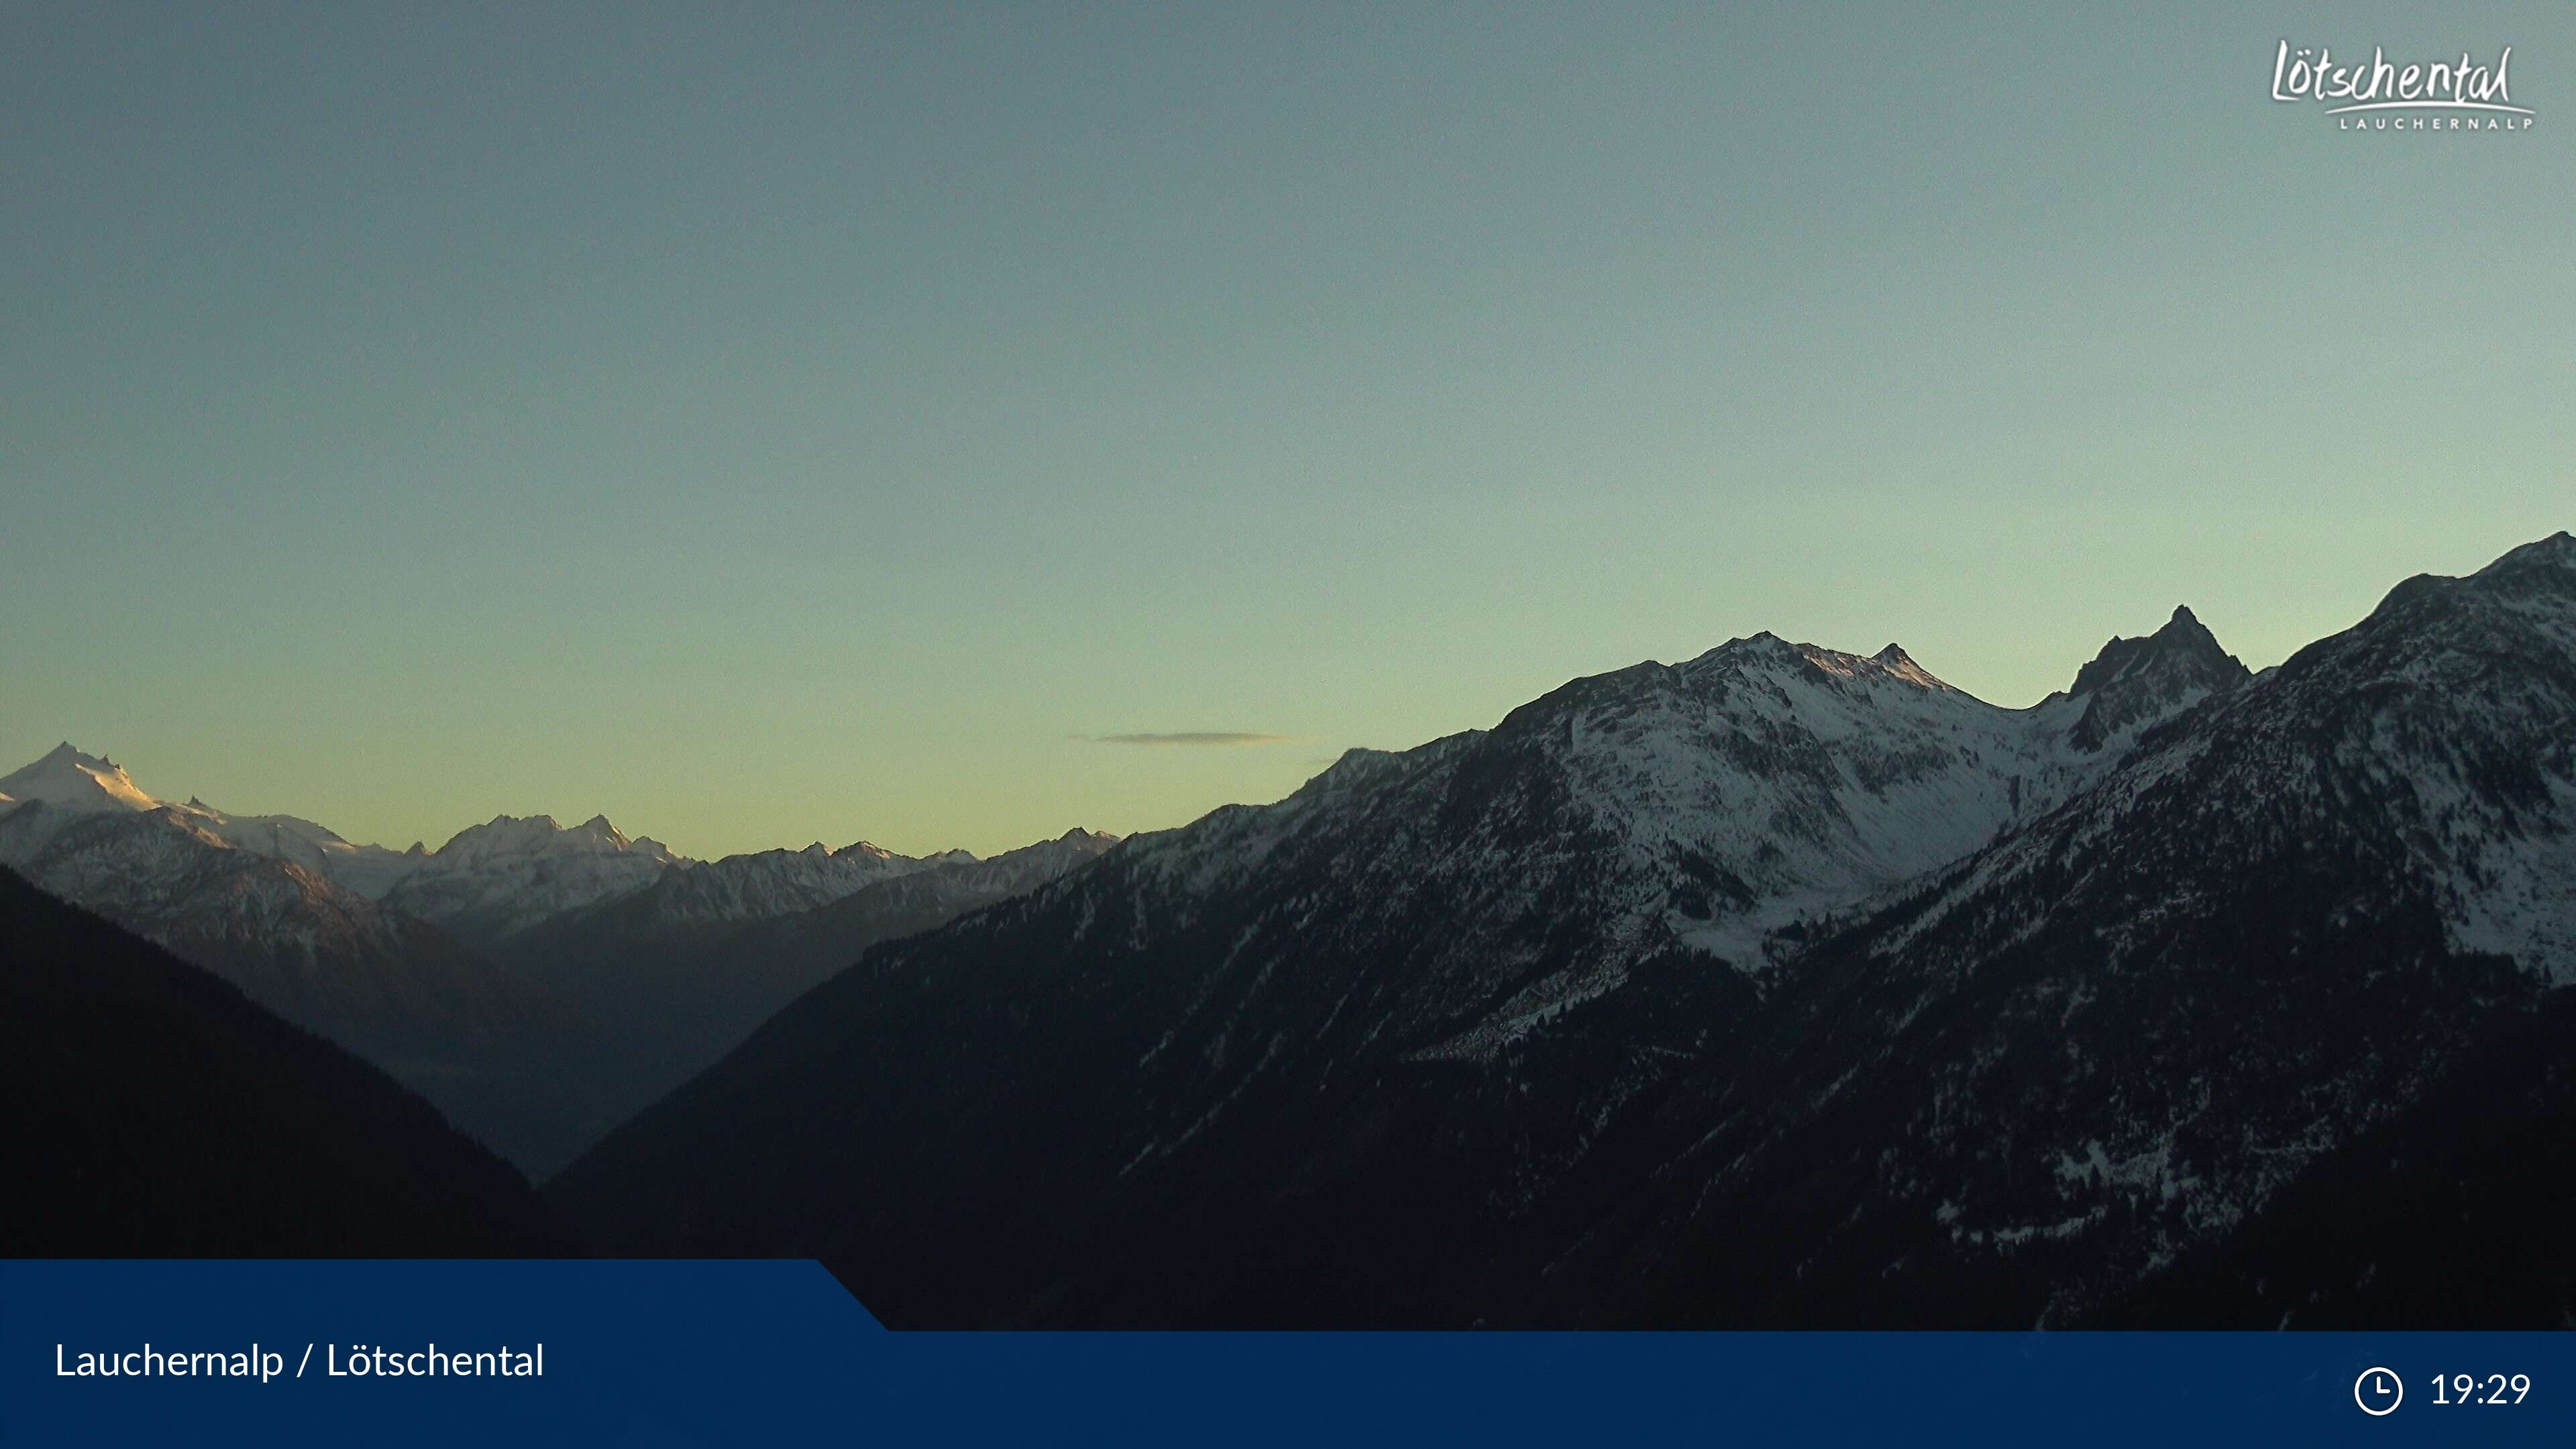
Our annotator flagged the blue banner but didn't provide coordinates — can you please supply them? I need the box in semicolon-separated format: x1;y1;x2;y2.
5;1260;2569;1446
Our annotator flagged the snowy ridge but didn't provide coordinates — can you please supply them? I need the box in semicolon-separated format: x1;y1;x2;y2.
0;747;690;936
378;814;685;944
0;738;1118;957
166;804;429;898
1059;618;2233;1073
1878;532;2576;986
802;828;1124;932
598;839;953;929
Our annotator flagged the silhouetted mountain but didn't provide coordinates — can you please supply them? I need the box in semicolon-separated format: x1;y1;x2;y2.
0;866;564;1256
549;533;2573;1328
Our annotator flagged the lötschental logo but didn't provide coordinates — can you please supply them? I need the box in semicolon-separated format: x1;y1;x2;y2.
2271;42;2535;132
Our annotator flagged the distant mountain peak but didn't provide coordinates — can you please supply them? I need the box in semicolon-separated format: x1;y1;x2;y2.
388;811;684;945
1685;633;1953;692
433;812;677;863
2068;606;2239;697
2064;606;2251;751
1681;632;1794;667
1860;642;1956;692
0;743;160;814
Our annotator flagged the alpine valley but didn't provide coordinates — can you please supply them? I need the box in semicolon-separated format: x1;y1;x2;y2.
545;533;2576;1328
0;746;1116;1175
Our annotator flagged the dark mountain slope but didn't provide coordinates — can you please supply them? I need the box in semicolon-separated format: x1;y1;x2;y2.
484;830;1120;1172
0;867;564;1256
2097;985;2576;1328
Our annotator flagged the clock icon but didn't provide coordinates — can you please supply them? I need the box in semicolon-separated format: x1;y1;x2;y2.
2355;1366;2404;1416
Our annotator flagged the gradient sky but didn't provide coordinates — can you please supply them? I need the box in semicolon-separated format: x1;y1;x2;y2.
3;2;2568;859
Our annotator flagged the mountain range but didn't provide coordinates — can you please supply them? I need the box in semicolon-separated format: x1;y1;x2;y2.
9;532;2568;1327
0;745;1115;1175
547;533;2575;1328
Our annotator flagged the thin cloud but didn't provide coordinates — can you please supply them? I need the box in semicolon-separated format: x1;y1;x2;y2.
1091;732;1312;748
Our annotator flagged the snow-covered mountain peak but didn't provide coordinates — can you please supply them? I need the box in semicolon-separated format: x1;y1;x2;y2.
1867;643;1957;693
433;813;682;865
1688;631;1798;668
1794;641;1960;692
2068;605;2239;696
439;814;555;857
1670;634;1959;698
381;812;686;943
0;743;160;814
0;745;443;897
2057;604;2251;752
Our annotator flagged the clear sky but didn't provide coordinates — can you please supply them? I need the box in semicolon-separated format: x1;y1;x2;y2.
3;2;2568;859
